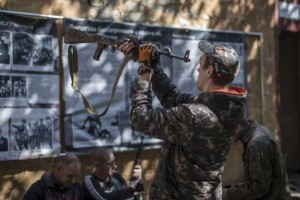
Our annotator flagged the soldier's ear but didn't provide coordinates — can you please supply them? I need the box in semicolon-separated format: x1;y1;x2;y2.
207;65;214;77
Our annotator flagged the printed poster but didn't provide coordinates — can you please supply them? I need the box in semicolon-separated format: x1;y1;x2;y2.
62;18;246;151
0;12;60;160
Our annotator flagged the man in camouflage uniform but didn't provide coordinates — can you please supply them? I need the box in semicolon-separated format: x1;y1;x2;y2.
222;120;291;200
118;41;247;199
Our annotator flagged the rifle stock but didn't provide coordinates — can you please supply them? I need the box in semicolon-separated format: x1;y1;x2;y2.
64;27;121;44
65;28;130;61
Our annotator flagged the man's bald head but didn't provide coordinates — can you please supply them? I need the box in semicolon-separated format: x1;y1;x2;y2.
90;147;113;164
54;154;81;188
54;153;81;167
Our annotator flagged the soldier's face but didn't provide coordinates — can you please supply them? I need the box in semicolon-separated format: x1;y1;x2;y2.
197;54;209;91
95;152;117;180
56;163;81;187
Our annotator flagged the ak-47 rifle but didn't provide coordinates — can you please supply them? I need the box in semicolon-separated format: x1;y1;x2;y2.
130;136;145;200
64;28;191;117
64;27;191;63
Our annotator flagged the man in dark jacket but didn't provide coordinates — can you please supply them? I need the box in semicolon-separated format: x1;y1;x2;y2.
23;154;84;200
82;147;144;200
222;120;291;200
118;41;247;199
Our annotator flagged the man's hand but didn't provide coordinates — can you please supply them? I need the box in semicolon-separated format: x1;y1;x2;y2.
129;164;144;191
129;179;141;189
131;164;142;181
139;43;159;67
117;42;135;56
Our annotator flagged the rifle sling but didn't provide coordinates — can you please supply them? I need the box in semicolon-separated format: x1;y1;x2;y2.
68;44;132;117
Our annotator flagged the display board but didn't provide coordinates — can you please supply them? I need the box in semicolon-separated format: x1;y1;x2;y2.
0;12;60;160
62;18;247;151
0;11;247;160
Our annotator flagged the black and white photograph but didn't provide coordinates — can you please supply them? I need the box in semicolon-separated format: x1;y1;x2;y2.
0;126;8;152
0;75;11;98
11;118;29;151
10;116;53;151
0;12;59;160
13;32;34;66
31;35;53;66
81;114;111;139
12;32;54;71
0;31;10;66
11;76;27;98
69;113;121;148
0;106;60;160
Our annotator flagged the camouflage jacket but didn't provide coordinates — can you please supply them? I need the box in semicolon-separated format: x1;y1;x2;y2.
226;120;291;200
130;67;247;200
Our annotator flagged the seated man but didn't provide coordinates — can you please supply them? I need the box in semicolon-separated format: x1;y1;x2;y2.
83;147;144;200
23;153;83;200
222;120;291;200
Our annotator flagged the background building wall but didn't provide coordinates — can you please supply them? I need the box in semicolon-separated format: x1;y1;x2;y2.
0;0;278;199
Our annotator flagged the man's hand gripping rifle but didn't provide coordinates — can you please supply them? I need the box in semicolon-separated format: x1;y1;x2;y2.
64;27;191;117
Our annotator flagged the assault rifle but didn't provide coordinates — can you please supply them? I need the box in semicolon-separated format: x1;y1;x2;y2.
131;136;144;181
64;27;191;117
131;136;145;200
64;27;191;63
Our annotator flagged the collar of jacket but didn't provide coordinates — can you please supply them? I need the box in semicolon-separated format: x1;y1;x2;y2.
43;171;72;191
238;120;257;144
211;86;247;96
